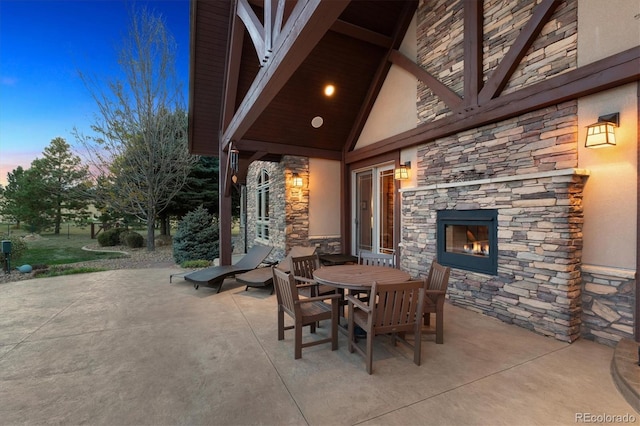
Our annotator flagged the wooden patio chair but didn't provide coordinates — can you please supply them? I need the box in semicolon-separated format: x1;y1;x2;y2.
353;250;396;301
346;279;426;374
422;261;451;344
358;250;396;268
272;267;341;359
290;254;336;298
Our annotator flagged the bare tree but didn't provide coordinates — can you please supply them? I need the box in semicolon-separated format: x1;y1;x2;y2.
75;6;197;251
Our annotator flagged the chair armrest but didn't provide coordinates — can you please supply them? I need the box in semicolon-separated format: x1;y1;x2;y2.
293;276;317;284
296;293;341;304
295;282;318;289
345;294;371;312
424;290;446;297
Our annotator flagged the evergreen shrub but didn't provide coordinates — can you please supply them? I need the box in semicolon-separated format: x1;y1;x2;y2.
173;206;219;264
123;231;144;248
97;228;125;247
119;230;133;245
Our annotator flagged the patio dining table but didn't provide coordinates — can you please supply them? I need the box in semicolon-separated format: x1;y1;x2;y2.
313;264;411;292
313;264;412;335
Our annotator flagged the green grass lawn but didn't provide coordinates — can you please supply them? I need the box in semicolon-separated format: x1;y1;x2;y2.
2;219;238;268
2;223;131;266
21;245;124;266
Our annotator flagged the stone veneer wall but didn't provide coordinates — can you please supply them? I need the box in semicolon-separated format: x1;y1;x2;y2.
416;0;576;124
581;267;636;346
404;0;591;342
245;156;341;260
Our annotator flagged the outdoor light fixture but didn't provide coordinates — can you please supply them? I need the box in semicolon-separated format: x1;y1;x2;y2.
585;112;619;148
394;161;411;181
292;173;303;188
324;84;335;97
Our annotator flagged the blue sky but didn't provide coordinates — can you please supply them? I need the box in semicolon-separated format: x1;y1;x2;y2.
0;0;191;186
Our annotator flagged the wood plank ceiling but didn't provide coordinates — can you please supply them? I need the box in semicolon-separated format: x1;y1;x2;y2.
189;0;417;176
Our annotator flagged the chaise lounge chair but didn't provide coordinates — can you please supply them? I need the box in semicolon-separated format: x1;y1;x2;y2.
183;245;273;293
236;246;316;294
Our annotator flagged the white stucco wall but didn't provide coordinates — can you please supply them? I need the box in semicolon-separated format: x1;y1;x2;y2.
577;0;639;270
308;158;341;237
355;14;418;148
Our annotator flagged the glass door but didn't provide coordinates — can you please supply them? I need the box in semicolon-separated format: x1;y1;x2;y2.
378;167;395;254
353;164;395;255
355;170;373;253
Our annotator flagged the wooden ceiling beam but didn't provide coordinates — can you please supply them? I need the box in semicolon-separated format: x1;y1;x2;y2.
389;49;462;110
236;139;343;160
247;150;269;163
221;0;350;152
330;19;392;48
346;47;640;164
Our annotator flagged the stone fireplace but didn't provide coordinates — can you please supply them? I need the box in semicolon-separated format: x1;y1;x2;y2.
437;209;498;276
401;168;589;342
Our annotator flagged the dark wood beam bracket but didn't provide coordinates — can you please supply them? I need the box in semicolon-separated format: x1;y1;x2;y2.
346;47;640;164
478;0;560;103
389;49;463;110
237;0;266;63
463;0;483;109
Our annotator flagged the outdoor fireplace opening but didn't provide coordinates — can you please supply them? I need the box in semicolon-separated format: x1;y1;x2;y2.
437;209;498;275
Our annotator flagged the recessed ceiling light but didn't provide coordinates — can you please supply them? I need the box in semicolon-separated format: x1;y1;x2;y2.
324;84;335;97
311;116;324;128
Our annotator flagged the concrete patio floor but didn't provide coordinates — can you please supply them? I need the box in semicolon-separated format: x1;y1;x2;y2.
1;267;637;425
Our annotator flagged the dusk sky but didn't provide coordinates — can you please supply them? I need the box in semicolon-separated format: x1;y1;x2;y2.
0;0;191;186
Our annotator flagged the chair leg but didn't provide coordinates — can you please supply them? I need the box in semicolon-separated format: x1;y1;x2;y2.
278;310;285;341
331;301;339;351
348;306;355;353
295;318;303;359
365;332;374;375
435;309;444;344
413;325;422;366
424;312;431;326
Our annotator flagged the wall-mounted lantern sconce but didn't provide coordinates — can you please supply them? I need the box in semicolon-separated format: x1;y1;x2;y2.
394;161;411;180
585;112;619;148
292;173;303;188
230;146;239;183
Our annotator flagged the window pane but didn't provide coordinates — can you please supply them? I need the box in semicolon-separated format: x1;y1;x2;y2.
256;169;270;241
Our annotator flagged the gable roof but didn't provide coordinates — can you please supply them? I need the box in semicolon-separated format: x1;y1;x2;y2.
189;0;417;166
